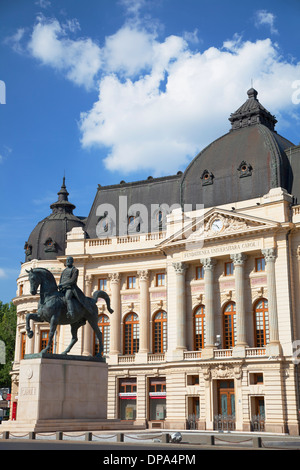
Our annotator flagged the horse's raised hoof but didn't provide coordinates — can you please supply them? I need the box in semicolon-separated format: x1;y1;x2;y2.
108;308;114;314
27;331;33;339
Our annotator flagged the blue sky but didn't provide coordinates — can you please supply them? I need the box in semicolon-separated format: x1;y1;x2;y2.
1;0;300;303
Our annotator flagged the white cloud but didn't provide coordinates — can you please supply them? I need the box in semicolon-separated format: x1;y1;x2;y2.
119;0;146;17
28;16;102;90
4;28;26;53
35;0;51;8
255;10;278;35
80;31;300;174
7;14;300;175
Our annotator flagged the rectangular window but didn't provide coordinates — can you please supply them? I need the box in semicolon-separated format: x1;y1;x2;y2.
249;373;264;385
98;278;107;290
40;330;53;354
196;266;204;280
20;332;26;359
255;257;265;272
225;262;234;276
127;276;136;289
119;378;137;420
156;273;165;286
149;377;166;421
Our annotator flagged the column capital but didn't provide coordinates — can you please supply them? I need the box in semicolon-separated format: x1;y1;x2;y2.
200;257;216;271
262;248;277;263
230;252;247;266
137;270;149;281
172;262;187;274
108;272;120;284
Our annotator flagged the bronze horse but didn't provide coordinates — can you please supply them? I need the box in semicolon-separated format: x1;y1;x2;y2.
25;267;113;357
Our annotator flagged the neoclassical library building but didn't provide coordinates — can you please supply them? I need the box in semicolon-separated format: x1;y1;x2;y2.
10;88;300;434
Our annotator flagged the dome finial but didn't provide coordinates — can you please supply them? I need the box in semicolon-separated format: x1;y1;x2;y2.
247;87;258;100
50;177;75;213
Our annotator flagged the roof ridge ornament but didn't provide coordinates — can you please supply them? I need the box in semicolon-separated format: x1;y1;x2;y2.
229;88;277;132
50;177;76;214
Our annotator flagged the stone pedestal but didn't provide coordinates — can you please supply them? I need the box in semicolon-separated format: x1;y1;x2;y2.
1;353;142;432
19;354;108;422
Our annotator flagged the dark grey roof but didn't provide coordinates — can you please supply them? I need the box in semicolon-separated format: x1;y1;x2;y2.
24;178;85;262
181;122;294;209
24;88;300;254
84;173;182;239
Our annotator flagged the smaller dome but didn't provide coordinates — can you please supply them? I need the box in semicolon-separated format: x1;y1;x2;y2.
24;178;85;262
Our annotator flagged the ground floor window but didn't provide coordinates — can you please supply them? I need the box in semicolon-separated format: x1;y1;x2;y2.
119;378;137;420
149;377;166;421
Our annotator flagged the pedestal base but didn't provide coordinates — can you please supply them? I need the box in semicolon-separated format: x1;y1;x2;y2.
17;354;108;422
1;353;146;433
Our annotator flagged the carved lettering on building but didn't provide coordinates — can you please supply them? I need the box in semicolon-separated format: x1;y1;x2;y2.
21;387;36;396
183;240;261;260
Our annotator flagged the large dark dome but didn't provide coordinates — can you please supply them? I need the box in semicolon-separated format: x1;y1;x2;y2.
24;178;85;262
181;89;294;209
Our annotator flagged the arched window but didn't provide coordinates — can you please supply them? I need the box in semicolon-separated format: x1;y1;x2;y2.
223;302;236;349
194;305;205;350
254;299;269;347
94;314;110;356
124;312;139;355
153;310;167;353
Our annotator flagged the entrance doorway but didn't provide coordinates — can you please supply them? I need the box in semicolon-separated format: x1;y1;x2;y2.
214;380;235;431
218;380;235;415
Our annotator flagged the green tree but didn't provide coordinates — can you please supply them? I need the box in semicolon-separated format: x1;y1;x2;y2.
0;301;17;388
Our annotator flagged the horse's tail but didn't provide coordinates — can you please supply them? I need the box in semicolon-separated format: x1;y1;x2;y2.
93;290;114;314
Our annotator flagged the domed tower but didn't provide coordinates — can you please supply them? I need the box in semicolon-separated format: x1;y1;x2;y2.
24;178;85;262
181;88;294;209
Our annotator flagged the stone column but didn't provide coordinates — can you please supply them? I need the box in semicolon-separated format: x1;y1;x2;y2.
172;262;187;352
137;270;150;355
82;275;93;356
230;253;248;355
201;258;216;358
262;248;281;355
108;272;121;360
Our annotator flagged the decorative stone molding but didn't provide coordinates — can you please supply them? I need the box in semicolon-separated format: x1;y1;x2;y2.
200;257;216;271
261;248;277;263
137;270;149;281
202;363;243;381
172;262;187;274
230;253;247;265
108;272;120;284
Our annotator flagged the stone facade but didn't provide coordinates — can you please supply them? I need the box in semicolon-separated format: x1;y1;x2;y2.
9;187;300;435
8;88;300;435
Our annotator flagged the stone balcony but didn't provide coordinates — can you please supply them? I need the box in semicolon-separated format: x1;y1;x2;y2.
112;347;267;365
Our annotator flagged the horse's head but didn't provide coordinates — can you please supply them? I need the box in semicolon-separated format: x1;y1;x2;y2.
26;268;40;295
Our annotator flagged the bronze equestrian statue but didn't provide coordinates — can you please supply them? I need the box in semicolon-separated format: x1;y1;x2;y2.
25;259;113;358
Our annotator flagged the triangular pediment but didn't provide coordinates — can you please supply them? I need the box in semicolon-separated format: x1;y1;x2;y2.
159;207;280;249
